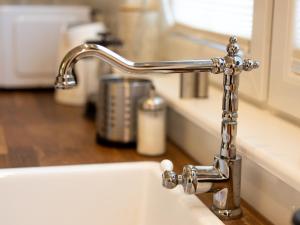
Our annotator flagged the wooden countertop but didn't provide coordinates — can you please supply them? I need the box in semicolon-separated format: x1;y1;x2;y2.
0;90;273;225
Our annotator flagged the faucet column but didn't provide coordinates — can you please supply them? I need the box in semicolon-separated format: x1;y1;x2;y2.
211;36;251;219
220;73;239;158
219;36;242;159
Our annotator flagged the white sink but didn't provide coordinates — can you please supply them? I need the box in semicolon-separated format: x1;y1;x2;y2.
0;162;223;225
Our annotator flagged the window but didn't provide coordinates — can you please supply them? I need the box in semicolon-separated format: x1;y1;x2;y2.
269;0;300;119
293;0;300;74
162;0;273;103
171;0;254;40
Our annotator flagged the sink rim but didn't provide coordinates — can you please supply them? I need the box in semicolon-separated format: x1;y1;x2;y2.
0;161;224;225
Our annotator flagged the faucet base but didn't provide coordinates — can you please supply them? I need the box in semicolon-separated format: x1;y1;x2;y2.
212;155;242;220
211;206;242;220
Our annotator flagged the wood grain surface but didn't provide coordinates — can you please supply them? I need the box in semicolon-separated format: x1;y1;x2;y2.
0;126;8;155
0;89;273;225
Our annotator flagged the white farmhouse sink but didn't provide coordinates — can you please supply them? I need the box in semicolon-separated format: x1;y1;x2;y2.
0;162;223;225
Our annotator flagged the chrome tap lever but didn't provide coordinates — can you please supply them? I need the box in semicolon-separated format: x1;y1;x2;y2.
161;159;198;193
161;158;228;195
161;159;180;189
180;164;213;194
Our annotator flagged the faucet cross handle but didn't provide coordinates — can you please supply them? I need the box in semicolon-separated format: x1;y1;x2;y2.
160;159;217;194
212;36;260;75
161;159;196;193
161;159;180;189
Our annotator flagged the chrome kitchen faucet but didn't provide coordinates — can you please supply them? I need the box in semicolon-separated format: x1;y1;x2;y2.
55;36;259;220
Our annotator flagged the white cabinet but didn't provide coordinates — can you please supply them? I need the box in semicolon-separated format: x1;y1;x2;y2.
0;5;90;88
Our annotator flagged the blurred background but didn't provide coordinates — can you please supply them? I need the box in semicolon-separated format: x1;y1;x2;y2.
0;1;299;225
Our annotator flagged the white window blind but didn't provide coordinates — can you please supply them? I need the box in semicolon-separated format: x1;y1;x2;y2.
171;0;254;39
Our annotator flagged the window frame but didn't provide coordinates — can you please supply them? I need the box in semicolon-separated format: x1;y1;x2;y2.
162;0;273;103
269;0;300;119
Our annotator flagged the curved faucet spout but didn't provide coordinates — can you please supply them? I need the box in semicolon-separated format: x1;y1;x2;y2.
55;43;215;89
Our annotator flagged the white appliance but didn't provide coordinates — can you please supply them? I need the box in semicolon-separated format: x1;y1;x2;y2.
0;5;91;88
